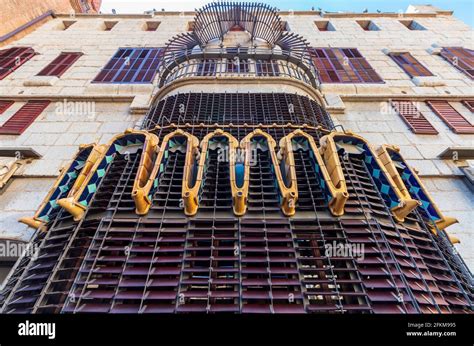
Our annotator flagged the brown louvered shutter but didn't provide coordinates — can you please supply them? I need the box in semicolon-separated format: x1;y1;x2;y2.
426;100;474;134
37;52;83;77
462;100;474;113
391;100;438;134
0;101;14;115
0;47;37;80
389;52;433;77
0;100;50;135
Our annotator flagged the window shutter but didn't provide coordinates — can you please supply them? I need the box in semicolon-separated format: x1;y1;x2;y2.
0;101;14;115
389;52;433;77
309;47;383;83
440;47;474;80
0;47;37;80
37;52;83;77
0;100;50;135
462;100;474;113
93;48;164;83
426;100;474;134
391;100;438;134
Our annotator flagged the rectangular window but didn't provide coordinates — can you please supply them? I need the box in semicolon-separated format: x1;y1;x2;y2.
314;21;334;31
0;47;36;80
391;100;438;134
280;21;289;31
93;48;164;83
440;47;474;80
399;20;426;31
356;20;379;31
103;21;118;31
187;21;195;31
462;100;474;113
145;21;160;31
197;59;217;76
389;52;433;77
426;100;474;134
61;20;76;30
256;60;280;76
37;52;82;77
309;48;383;83
0;101;14;115
0;100;50;135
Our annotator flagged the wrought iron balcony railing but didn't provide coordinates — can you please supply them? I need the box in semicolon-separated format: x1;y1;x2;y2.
158;47;319;88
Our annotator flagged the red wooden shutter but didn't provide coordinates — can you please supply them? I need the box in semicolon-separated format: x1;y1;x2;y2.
391;100;438;134
0;101;14;115
37;52;83;77
0;100;50;135
426;100;474;134
462;100;474;113
0;47;37;80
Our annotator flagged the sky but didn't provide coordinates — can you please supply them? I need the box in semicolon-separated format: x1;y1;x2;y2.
101;0;474;27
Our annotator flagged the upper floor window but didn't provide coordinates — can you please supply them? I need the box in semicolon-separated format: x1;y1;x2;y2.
197;59;217;76
80;0;91;12
399;20;426;30
389;52;433;77
187;21;195;31
144;21;161;31
256;60;280;77
0;47;37;80
309;48;383;83
103;21;118;31
61;20;76;30
37;52;83;77
226;58;249;73
440;47;474;80
93;48;164;83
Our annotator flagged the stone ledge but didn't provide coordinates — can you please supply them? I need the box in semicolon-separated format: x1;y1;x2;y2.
411;76;446;87
23;76;59;87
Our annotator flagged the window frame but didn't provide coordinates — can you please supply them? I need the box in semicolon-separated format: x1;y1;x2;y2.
440;47;474;80
92;47;164;84
309;47;384;83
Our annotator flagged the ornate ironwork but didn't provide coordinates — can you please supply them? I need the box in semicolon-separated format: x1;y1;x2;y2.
193;2;283;47
159;2;315;86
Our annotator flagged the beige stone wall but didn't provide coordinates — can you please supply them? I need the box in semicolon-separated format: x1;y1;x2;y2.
421;177;474;270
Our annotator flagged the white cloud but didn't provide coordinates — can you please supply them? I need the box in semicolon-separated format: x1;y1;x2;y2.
101;0;208;13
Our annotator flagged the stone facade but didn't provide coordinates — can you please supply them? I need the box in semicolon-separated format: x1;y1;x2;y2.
0;0;101;46
0;4;472;271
